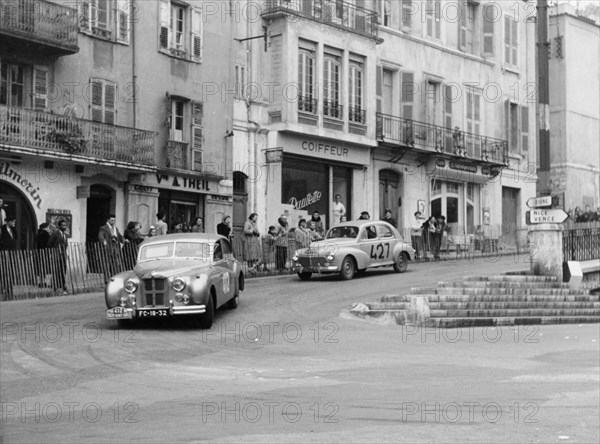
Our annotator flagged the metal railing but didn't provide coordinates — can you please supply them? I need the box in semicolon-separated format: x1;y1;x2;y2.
563;226;600;262
376;113;509;165
0;105;157;167
323;100;343;119
298;95;318;114
349;105;366;124
263;0;379;39
0;0;78;51
166;140;189;170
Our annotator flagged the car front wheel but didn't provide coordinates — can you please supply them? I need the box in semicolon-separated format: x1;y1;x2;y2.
198;293;215;329
298;272;312;280
393;252;409;273
339;256;355;280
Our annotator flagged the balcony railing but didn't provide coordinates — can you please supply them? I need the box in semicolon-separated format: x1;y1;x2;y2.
376;113;509;165
298;95;318;114
166;140;190;170
323;100;343;119
349;105;366;124
263;0;379;39
0;105;156;168
0;0;79;54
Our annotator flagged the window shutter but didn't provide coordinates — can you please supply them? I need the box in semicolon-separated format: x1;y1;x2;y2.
521;105;529;151
444;84;452;128
116;1;130;43
104;82;115;124
426;0;433;37
466;89;473;133
159;0;170;49
401;0;412;29
376;65;383;113
511;18;518;65
504;98;511;146
434;0;441;39
459;3;467;51
91;79;103;122
166;93;173;138
191;8;202;62
192;101;203;171
473;93;480;135
33;66;48;111
80;0;91;31
504;16;511;64
96;0;110;30
401;72;414;120
482;4;494;57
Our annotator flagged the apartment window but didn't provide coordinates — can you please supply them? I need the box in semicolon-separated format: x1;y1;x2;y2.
33;66;48;110
459;1;476;54
425;0;441;40
0;62;24;107
235;65;246;99
349;62;364;124
80;0;130;43
90;78;116;124
401;0;413;30
298;49;315;113
159;0;202;61
401;72;414;120
482;3;495;58
382;69;394;115
504;14;518;68
379;0;391;27
323;55;341;118
506;102;528;153
465;87;481;136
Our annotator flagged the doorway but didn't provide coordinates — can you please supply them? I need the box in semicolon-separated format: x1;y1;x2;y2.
86;185;114;243
379;169;402;228
233;171;248;234
0;180;37;249
502;186;519;247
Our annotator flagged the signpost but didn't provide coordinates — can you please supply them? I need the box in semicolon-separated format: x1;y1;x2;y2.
527;209;569;224
526;195;552;208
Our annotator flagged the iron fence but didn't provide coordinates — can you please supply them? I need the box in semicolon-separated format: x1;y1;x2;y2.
562;227;600;262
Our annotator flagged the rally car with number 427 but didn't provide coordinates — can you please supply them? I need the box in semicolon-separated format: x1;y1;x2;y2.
105;234;244;328
292;220;415;280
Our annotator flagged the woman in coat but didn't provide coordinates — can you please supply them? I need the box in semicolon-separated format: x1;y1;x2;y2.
217;215;233;241
243;213;261;268
294;218;312;249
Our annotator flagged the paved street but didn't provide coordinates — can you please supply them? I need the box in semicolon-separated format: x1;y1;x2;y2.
1;255;599;443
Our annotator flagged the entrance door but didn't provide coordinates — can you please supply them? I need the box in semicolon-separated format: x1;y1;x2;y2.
0;180;37;249
378;169;402;228
233;172;248;234
502;186;519;246
86;185;113;243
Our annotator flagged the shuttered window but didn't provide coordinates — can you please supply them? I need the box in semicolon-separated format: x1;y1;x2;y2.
116;1;130;43
191;8;202;61
33;66;48;111
504;15;518;68
425;0;441;39
521;106;529;152
192;101;203;170
90;79;116;124
158;1;202;61
79;0;130;43
401;72;414;120
482;3;495;57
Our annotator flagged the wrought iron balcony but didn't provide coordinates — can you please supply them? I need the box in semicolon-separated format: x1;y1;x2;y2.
263;0;379;39
0;0;79;55
0;105;156;169
323;100;343;119
166;140;191;170
298;95;318;114
376;113;509;165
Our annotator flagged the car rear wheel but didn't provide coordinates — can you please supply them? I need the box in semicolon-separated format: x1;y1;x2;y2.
393;252;409;273
339;256;355;280
297;272;312;280
198;292;215;329
227;294;239;309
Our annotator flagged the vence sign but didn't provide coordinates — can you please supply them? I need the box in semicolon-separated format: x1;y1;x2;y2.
528;209;569;224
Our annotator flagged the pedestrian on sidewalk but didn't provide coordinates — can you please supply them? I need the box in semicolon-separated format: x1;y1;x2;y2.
48;219;69;294
310;211;325;237
124;221;144;269
0;216;17;299
156;212;168;235
264;225;278;271
294;218;312;249
244;213;261;269
433;215;447;260
411;211;423;259
98;215;126;283
421;216;437;258
191;217;204;233
275;214;289;271
34;222;51;287
382;209;397;228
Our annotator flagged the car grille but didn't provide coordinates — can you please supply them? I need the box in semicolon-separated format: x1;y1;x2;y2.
143;278;166;306
297;257;328;268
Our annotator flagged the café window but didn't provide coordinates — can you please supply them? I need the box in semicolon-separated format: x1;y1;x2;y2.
282;156;328;217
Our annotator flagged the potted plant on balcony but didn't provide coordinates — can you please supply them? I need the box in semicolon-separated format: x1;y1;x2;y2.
47;119;87;154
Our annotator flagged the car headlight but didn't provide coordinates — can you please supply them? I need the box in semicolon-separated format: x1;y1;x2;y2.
292;255;299;262
326;254;334;262
124;279;137;294
172;277;186;292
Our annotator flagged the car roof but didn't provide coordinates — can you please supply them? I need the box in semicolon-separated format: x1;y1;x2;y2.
331;220;394;229
142;233;226;245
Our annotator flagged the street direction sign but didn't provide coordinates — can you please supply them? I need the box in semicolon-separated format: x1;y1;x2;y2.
527;196;553;208
528;209;569;224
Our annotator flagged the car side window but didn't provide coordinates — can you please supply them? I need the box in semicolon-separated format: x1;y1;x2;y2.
377;225;394;239
213;241;223;261
361;226;377;240
221;239;232;256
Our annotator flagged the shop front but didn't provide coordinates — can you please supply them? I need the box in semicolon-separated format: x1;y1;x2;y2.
266;134;371;231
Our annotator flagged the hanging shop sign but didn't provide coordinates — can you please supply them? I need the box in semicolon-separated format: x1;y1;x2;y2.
289;190;322;210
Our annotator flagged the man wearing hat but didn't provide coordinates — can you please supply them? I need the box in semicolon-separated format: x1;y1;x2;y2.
358;211;370;220
381;209;397;228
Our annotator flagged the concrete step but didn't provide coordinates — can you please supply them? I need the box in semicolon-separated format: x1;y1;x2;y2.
435;287;592;296
367;302;411;310
428;301;600;310
437;281;571;289
408;287;438;295
381;294;411;302
429;308;600;318
426;316;600;328
403;294;600;303
462;275;558;283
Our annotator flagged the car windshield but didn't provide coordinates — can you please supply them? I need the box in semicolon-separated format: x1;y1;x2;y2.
326;226;359;239
139;241;212;261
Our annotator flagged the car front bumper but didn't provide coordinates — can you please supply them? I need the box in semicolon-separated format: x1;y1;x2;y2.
292;262;340;274
107;304;206;320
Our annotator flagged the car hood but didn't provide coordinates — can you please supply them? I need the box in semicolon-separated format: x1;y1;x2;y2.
133;259;211;279
297;238;357;255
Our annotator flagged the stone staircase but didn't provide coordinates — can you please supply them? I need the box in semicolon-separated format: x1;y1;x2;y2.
352;275;600;327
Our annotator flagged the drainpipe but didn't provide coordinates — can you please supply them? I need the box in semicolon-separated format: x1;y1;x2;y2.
131;6;137;128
